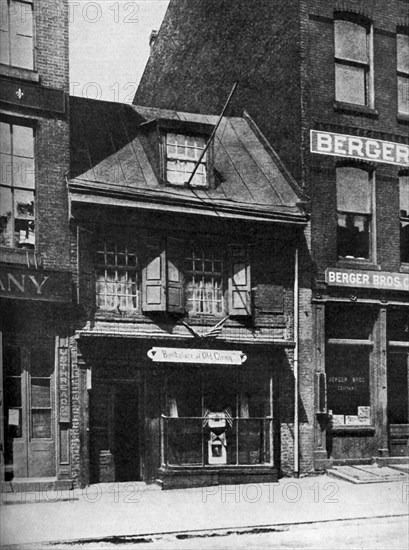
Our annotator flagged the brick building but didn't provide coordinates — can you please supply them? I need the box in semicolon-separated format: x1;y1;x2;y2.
0;0;72;489
135;0;409;468
67;98;307;488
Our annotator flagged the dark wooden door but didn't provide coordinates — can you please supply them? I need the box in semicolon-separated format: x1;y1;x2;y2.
113;384;140;481
387;351;409;457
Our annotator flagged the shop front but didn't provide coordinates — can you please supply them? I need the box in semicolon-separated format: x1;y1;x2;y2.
81;338;279;489
314;268;409;470
0;265;72;489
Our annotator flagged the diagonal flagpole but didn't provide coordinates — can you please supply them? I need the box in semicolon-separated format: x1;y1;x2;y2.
185;82;238;187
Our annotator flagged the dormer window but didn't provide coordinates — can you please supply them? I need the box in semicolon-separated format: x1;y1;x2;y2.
166;133;207;187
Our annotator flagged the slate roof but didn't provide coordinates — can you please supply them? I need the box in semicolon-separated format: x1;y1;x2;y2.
69;97;307;224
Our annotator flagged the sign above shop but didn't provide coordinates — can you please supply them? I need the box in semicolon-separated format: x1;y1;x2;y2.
326;268;409;292
310;130;409;167
147;347;247;365
0;266;72;302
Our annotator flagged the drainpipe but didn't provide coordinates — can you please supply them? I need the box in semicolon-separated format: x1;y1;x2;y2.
294;246;299;477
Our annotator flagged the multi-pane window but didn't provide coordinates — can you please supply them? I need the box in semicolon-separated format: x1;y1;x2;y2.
185;248;224;315
30;348;52;439
96;239;138;310
0;121;35;248
166;133;207;187
400;175;409;263
334;17;372;107
0;0;34;69
337;166;373;260
397;32;409;115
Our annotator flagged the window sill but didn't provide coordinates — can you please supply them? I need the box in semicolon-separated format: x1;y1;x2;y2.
331;425;375;435
336;258;380;271
0;64;39;83
334;101;379;118
0;247;42;267
397;113;409;125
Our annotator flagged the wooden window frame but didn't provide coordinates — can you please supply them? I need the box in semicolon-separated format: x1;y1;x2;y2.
397;31;409;116
336;165;375;262
334;14;374;109
95;238;139;312
0;0;35;70
0;119;36;250
400;174;409;265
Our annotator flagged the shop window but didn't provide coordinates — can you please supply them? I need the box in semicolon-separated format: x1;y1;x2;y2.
0;121;35;249
397;32;409;115
326;304;375;427
96;238;138;310
387;308;409;343
163;365;272;467
30;348;52;439
165;132;207;187
0;0;34;69
400;175;409;264
334;16;373;107
3;345;22;439
336;166;373;260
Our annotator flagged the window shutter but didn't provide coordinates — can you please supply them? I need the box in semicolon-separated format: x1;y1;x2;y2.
166;237;185;314
228;245;251;317
142;237;166;312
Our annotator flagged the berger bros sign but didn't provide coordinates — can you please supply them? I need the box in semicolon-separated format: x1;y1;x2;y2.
311;130;409;167
326;268;409;292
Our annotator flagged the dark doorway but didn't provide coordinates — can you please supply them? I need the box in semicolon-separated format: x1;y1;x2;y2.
113;385;140;481
387;352;409;457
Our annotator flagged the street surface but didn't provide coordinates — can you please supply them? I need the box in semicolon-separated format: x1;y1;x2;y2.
6;515;408;549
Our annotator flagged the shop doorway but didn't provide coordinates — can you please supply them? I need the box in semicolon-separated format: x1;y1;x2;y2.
90;381;141;483
113;385;140;481
387;351;409;457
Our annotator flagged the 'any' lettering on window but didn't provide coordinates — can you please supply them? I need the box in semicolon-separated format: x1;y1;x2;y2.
334;15;373;107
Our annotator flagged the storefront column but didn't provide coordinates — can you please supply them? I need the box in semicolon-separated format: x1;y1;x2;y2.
313;302;331;470
376;307;389;457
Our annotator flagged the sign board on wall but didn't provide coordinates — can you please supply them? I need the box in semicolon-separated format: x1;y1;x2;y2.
310;130;409;167
59;347;71;423
326;268;409;292
148;347;247;365
0;266;72;302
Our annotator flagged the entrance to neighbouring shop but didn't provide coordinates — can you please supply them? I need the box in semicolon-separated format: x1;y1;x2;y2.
3;340;56;479
387;351;409;457
90;381;141;483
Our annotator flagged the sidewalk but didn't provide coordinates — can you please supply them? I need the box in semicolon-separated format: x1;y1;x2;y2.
1;474;408;548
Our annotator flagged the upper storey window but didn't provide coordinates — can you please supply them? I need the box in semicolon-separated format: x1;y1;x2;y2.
0;0;34;70
165;133;207;187
0;121;35;249
397;32;409;115
334;16;373;108
337;166;373;261
400;175;409;264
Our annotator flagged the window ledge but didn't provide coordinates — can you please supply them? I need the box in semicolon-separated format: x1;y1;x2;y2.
334;101;379;118
0;247;42;267
336;259;380;271
0;64;39;83
397;114;409;125
331;425;375;435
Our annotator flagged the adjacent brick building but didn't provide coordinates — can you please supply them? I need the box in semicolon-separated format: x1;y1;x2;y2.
0;0;72;489
135;0;409;469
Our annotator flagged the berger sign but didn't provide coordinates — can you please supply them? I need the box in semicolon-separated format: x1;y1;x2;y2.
147;347;247;365
326;268;409;292
311;130;409;167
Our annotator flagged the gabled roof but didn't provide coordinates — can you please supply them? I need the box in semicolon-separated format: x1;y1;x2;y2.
69;97;307;224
